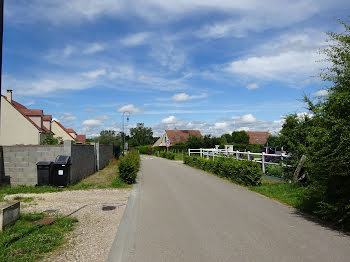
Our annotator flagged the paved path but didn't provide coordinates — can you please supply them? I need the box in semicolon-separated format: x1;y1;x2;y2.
108;156;350;262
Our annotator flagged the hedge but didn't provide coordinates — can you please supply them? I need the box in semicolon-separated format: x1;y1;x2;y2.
136;145;151;154
184;155;262;186
159;151;175;160
118;150;141;184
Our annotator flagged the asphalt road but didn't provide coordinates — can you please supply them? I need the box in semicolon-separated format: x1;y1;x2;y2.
108;156;350;262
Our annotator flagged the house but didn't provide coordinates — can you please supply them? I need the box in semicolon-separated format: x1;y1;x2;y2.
0;90;51;145
153;130;202;147
51;121;75;141
246;131;271;145
76;135;86;144
66;129;77;140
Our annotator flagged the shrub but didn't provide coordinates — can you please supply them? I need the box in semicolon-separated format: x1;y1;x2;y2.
118;150;140;184
184;155;262;186
136;145;151;154
159;151;175;160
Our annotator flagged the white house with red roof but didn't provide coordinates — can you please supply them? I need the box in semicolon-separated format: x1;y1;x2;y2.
0;90;86;145
51;120;76;141
0;90;50;145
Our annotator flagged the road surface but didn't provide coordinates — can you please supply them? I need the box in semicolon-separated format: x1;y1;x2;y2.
108;156;350;262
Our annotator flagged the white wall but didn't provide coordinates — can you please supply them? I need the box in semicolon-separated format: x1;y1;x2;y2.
0;96;41;145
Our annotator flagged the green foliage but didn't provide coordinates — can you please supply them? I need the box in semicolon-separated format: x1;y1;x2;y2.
265;165;283;178
0;214;77;262
136;145;152;154
231;131;250;144
266;136;282;147
184;156;262;186
98;130;122;145
41;133;62;145
159;151;175;160
302;19;350;229
129;123;154;147
118;150;141;184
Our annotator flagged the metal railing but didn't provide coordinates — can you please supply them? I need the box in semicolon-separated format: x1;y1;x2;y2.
188;148;290;174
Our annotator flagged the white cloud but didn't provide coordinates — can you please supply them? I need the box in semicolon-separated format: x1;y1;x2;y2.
246;83;259;90
120;32;150;46
314;89;329;97
232;114;257;123
83;43;105;54
226;50;323;81
82;119;103;127
117;104;142;114
171;93;207;102
161;115;177;124
82;69;106;79
214;122;228;129
241;114;257;123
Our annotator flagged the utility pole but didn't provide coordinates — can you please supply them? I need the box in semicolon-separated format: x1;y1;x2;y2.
0;0;4;135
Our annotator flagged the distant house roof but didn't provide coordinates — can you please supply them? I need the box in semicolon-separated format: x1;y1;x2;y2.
165;130;202;144
66;129;77;134
2;95;47;133
52;120;76;140
43;115;52;121
76;135;86;144
246;131;271;145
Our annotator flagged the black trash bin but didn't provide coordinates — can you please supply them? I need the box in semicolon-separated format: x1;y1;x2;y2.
36;161;53;186
52;155;71;187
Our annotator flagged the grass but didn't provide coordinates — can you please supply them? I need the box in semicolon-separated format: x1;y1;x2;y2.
0;160;130;201
0;213;77;262
248;178;308;208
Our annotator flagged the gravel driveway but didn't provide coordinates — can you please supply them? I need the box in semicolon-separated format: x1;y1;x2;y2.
5;188;131;262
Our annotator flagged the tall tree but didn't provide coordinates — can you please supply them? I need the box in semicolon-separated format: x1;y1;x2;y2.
99;130;121;145
129;123;153;146
231;131;250;144
302;19;350;228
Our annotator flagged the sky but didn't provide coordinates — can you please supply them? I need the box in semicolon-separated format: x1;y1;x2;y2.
2;0;350;137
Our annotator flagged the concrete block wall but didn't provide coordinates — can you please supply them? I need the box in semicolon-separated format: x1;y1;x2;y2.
70;143;96;184
0;145;65;186
97;144;113;170
0;141;114;186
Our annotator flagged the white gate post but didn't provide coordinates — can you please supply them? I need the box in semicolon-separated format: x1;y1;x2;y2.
262;152;266;174
236;150;239;160
200;148;203;158
213;150;215;160
188;148;191;156
247;151;250;161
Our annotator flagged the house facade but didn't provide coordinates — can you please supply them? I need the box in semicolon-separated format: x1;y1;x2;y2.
51;121;75;141
0;90;48;145
153;130;202;147
246;131;271;145
0;90;86;145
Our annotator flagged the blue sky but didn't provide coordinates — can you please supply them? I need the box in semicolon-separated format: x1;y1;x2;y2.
3;0;350;137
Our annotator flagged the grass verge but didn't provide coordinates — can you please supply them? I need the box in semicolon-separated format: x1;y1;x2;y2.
248;178;308;208
0;213;77;262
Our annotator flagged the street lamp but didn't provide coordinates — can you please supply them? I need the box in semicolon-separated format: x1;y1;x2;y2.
122;111;130;156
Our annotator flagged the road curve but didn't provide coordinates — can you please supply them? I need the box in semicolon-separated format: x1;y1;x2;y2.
108;156;350;262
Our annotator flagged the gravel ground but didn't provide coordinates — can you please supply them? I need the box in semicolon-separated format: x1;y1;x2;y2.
5;188;131;262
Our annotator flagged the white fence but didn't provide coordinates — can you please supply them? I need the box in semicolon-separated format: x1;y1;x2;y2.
188;148;290;174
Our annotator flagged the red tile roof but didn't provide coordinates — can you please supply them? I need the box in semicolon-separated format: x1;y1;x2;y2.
22;109;43;116
76;135;86;144
43;115;52;121
165;130;202;144
246;131;271;145
66;129;77;134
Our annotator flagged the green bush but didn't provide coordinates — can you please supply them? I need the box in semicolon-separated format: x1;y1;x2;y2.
184;156;262;186
136;145;151;154
118;150;140;184
159;151;175;160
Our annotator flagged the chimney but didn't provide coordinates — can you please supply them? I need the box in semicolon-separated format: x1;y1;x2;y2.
6;89;13;103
